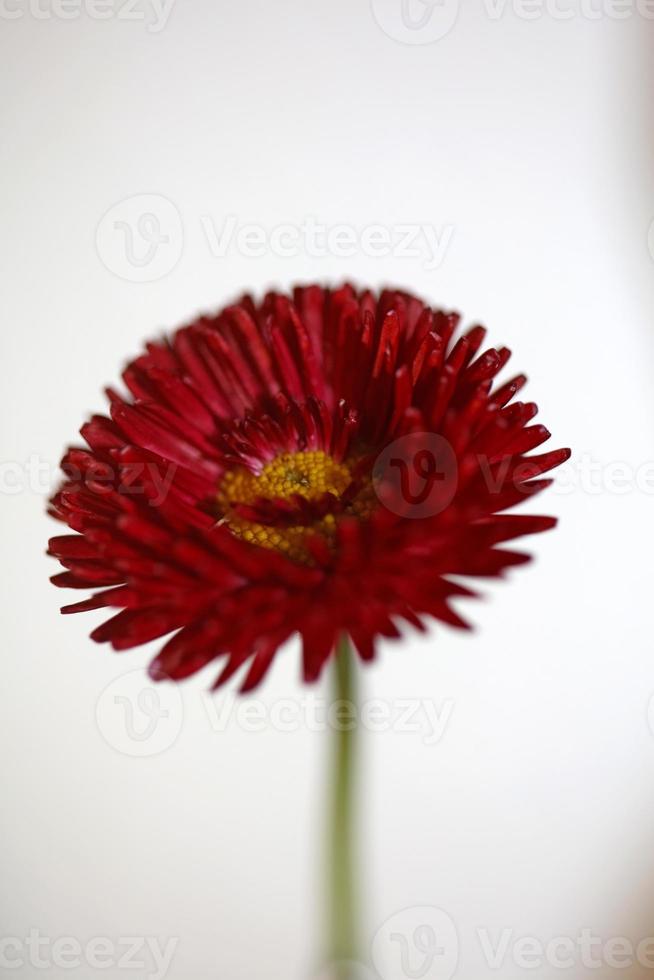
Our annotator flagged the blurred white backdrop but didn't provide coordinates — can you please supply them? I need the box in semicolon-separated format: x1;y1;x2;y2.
1;1;654;978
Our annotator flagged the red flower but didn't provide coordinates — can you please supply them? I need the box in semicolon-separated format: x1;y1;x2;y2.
48;285;570;689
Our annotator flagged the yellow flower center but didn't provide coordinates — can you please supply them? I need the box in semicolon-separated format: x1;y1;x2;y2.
217;450;374;563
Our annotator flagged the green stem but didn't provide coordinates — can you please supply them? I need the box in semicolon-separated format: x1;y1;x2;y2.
328;633;359;976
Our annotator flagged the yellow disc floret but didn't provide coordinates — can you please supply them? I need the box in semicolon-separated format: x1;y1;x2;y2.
217;450;374;563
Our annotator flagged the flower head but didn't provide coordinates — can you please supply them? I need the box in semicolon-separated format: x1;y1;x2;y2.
48;285;569;689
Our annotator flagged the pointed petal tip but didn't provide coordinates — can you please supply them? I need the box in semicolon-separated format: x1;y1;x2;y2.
239;674;261;694
148;661;170;682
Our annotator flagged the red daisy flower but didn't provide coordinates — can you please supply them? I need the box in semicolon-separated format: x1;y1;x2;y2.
47;284;570;690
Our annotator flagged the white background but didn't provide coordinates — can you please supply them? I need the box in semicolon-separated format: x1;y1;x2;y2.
2;1;654;978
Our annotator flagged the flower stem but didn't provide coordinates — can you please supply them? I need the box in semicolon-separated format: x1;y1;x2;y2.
328;633;359;976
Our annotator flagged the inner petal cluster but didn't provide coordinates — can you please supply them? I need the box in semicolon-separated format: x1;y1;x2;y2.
217;449;375;562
